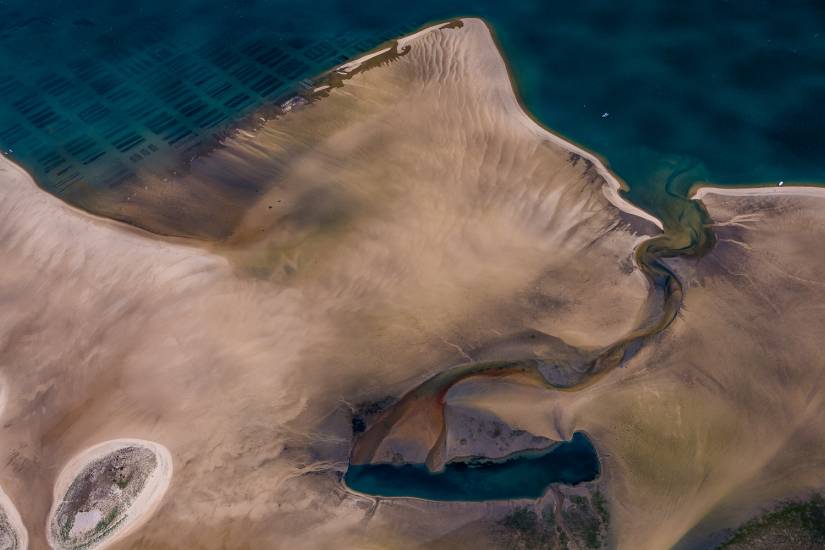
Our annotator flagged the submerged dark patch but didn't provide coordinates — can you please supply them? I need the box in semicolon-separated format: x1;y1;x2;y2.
2;2;825;238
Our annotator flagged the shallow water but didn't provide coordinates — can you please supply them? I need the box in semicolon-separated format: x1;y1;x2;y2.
344;432;599;501
2;1;824;220
3;0;817;507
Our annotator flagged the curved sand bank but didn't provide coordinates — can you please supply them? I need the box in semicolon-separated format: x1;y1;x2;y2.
56;20;661;242
0;17;661;548
692;182;825;200
0;487;27;550
1;15;823;550
447;184;825;548
47;439;172;550
0;379;26;550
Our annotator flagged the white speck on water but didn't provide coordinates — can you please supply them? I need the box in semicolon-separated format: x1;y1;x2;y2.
601;112;609;118
778;181;784;186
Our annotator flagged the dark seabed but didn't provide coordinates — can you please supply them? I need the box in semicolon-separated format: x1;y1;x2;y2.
344;432;600;501
2;0;825;222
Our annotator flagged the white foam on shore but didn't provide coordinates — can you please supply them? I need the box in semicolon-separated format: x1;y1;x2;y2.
0;382;19;548
507;89;663;230
326;18;666;233
331;18;825;233
397;23;448;49
47;439;173;550
333;22;444;75
0;486;27;550
691;184;825;201
336;46;392;73
458;19;664;230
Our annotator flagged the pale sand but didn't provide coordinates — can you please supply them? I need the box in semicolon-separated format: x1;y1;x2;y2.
0;486;27;550
0;378;6;420
0;378;25;550
0;18;662;548
3;15;820;550
455;186;825;548
46;439;172;550
336;46;394;73
397;21;662;231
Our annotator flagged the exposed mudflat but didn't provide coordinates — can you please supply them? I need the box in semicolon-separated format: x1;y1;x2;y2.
0;18;656;548
0;16;823;550
445;185;825;548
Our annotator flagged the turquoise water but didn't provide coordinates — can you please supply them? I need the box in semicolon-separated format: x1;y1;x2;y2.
2;1;824;219
344;432;599;501
3;0;815;504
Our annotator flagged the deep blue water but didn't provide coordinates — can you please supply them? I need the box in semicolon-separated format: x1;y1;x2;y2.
2;1;825;219
344;432;599;501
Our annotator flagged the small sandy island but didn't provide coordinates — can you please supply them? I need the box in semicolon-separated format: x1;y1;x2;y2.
0;378;27;550
47;439;172;550
0;17;659;548
0;15;824;550
0;487;27;550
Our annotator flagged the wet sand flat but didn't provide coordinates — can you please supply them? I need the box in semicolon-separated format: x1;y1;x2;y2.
0;19;656;549
451;186;825;548
1;16;823;550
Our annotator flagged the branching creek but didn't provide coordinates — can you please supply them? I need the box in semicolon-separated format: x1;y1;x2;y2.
348;156;718;478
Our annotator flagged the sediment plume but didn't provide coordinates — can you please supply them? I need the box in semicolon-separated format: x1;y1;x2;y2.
1;17;823;550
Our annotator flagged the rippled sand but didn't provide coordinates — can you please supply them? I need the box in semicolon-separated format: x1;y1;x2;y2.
0;18;656;548
1;16;823;550
452;184;825;548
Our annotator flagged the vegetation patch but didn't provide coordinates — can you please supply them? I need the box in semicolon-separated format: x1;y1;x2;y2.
498;507;559;549
50;446;158;549
496;487;609;549
351;396;398;435
718;494;825;549
563;495;603;549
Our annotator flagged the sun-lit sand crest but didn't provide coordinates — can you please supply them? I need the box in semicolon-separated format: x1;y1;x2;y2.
0;486;27;550
0;17;660;547
0;377;27;550
46;439;172;550
0;379;6;423
0;15;823;550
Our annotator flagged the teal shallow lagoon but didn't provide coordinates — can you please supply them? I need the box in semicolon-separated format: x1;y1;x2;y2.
344;432;599;501
2;1;825;221
2;0;815;511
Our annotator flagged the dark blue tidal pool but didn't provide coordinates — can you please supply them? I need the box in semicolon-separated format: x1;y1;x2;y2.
344;432;599;501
